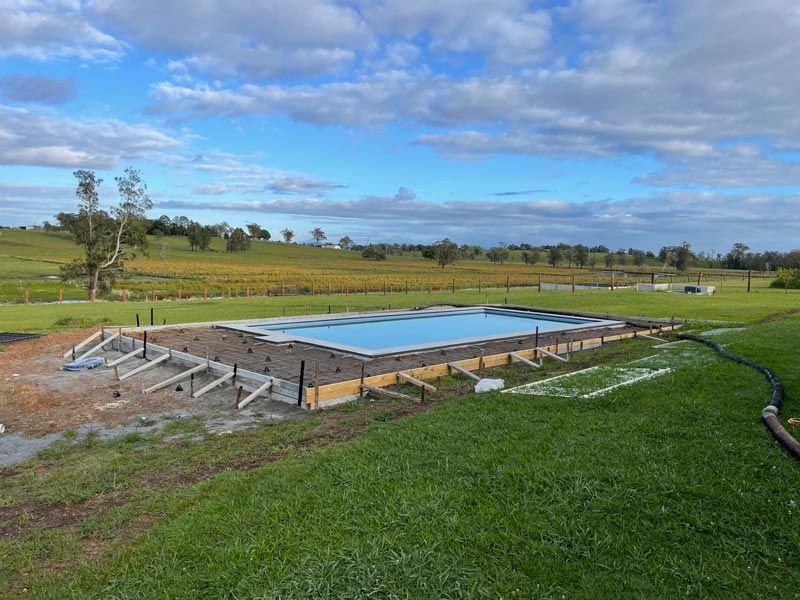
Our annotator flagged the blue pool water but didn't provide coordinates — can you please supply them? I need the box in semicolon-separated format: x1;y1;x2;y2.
248;308;616;356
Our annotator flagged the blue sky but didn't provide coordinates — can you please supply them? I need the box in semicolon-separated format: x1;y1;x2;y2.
1;1;800;251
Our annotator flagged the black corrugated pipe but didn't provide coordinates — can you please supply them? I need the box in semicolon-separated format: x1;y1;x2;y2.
678;333;800;462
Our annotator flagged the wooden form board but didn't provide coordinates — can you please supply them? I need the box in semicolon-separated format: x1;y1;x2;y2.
305;325;675;407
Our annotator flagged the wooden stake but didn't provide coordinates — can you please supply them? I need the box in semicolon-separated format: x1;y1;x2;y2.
315;361;320;406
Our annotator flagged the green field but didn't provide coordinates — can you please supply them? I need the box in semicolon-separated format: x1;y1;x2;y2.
2;237;799;598
0;229;759;304
0;276;791;334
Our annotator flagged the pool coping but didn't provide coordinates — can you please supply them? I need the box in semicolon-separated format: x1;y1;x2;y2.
220;306;624;357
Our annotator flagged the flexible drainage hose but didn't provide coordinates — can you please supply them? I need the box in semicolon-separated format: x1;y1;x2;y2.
678;333;800;462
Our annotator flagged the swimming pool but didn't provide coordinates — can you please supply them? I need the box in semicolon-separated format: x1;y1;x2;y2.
227;307;622;357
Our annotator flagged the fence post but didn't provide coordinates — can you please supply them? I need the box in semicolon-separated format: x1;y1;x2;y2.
747;270;752;292
610;271;615;291
25;288;30;304
651;272;655;285
572;274;576;293
506;276;510;293
538;275;542;293
59;289;63;304
178;288;182;301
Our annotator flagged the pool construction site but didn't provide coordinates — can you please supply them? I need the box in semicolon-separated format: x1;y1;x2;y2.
1;304;688;466
59;304;676;409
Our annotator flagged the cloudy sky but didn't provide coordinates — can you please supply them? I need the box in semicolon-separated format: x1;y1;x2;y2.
1;0;799;251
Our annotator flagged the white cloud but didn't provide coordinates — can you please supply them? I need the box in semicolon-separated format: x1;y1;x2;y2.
637;145;800;188
182;151;345;196
0;1;123;61
0;106;180;168
88;0;373;78
361;0;551;67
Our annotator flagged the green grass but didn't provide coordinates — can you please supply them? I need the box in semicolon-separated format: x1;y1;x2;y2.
1;315;797;598
0;277;795;332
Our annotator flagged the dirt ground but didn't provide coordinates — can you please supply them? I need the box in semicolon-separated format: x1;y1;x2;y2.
0;330;304;465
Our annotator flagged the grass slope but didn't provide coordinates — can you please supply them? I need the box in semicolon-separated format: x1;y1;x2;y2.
9;315;799;598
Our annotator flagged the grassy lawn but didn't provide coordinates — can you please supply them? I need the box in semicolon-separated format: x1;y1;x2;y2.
1;314;799;597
